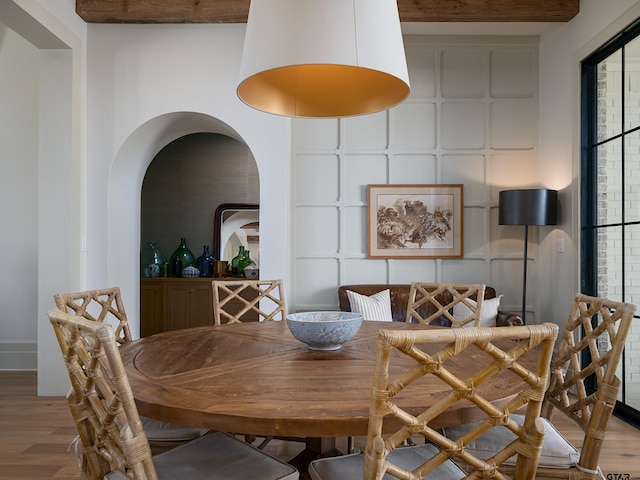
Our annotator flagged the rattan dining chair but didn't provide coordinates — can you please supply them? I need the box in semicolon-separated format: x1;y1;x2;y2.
405;282;486;327
54;287;208;453
308;323;559;480
47;308;299;480
54;287;133;344
444;293;637;479
212;279;286;324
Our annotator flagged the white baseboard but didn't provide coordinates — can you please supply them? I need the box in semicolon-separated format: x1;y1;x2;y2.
0;342;37;370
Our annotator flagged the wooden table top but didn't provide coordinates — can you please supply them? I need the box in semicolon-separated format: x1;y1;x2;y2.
121;321;534;438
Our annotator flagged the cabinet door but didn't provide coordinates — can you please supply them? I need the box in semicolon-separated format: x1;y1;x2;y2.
140;281;163;337
165;282;213;330
188;283;213;328
165;283;191;331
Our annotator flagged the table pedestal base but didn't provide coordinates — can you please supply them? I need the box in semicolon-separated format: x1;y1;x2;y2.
289;437;342;472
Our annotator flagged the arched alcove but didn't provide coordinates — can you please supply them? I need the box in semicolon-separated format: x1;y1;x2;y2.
141;132;259;266
108;112;255;338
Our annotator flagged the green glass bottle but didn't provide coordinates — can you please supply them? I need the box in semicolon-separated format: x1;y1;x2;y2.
231;245;246;276
169;237;196;277
239;249;256;271
140;241;167;278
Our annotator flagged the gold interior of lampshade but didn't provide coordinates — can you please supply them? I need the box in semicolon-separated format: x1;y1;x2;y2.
238;0;410;118
238;64;410;118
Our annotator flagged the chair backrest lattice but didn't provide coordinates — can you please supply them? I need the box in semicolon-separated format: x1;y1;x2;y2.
366;323;558;480
54;287;132;346
48;308;158;480
543;293;637;473
212;279;285;325
405;282;486;327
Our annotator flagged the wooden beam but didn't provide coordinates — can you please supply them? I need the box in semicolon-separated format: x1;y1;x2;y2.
76;0;249;24
76;0;579;24
397;0;579;23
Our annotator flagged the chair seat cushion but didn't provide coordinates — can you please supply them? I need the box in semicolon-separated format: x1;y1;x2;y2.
107;432;298;479
308;443;465;480
442;415;580;468
141;416;208;441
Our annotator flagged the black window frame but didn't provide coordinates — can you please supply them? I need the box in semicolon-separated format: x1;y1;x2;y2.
580;16;640;429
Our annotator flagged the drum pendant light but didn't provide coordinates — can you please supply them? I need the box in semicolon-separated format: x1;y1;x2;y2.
237;0;411;118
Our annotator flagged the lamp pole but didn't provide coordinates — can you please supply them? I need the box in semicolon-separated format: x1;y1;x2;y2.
521;224;529;322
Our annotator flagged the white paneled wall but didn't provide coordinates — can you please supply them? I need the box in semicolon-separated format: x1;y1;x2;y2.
291;36;541;318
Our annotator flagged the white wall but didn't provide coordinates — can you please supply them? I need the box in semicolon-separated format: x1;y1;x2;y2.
84;25;291;360
0;0;84;394
0;24;39;369
291;36;544;318
537;0;640;330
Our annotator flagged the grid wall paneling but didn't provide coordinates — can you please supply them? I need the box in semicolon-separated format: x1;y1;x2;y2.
291;36;540;317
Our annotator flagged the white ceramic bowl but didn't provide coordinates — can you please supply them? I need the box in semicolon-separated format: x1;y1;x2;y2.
285;311;363;351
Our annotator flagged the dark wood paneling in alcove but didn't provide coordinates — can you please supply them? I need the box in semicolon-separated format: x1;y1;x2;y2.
141;132;259;261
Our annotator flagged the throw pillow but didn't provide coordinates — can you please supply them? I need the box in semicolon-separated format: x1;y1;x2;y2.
346;289;393;322
453;295;503;327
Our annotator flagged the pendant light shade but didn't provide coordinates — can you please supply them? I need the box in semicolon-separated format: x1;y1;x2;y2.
237;0;411;118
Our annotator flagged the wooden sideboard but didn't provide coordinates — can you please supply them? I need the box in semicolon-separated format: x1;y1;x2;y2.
140;277;257;336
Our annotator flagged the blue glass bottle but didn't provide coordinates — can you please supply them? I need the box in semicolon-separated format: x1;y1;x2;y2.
196;245;215;277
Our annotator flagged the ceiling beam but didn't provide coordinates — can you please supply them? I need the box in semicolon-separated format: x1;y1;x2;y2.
76;0;580;24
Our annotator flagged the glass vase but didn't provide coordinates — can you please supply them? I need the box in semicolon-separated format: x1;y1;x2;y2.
231;246;246;276
140;241;167;278
239;249;256;273
196;245;215;277
169;237;196;277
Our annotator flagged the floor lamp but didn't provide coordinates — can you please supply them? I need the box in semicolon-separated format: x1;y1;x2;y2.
499;189;558;323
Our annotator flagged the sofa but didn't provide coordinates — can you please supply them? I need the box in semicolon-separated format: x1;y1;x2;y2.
338;284;523;327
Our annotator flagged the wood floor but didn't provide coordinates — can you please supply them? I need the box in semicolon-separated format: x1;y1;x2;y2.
2;370;639;479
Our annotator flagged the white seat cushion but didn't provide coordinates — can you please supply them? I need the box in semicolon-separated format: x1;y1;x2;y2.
141;416;208;441
346;289;393;322
75;418;208;467
308;443;465;480
442;414;580;468
106;432;299;480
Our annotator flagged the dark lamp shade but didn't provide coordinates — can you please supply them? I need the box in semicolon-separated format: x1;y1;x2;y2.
499;189;558;226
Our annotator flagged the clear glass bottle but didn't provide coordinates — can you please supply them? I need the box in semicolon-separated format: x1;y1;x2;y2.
140;241;167;278
169;237;196;277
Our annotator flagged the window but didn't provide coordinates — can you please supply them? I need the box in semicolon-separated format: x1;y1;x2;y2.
581;17;640;427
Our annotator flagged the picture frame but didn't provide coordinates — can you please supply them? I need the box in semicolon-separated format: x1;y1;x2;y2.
367;184;464;259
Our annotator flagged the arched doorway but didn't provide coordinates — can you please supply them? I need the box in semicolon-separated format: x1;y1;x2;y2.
108;112;253;338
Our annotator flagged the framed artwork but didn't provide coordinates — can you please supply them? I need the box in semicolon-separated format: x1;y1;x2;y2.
367;184;464;259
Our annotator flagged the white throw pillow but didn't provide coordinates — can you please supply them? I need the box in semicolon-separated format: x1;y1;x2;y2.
453;295;503;327
346;289;393;322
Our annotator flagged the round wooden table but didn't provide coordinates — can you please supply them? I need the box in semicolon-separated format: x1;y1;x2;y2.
121;321;533;439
